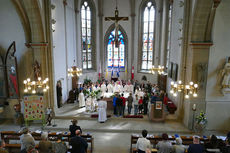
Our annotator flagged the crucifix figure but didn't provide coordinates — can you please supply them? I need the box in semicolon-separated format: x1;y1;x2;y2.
105;1;128;47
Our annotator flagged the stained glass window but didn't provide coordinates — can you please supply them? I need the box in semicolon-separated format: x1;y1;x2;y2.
81;1;93;69
141;1;155;70
107;30;125;68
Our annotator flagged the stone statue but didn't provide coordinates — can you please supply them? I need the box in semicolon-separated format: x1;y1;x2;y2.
220;57;230;95
33;60;41;80
196;63;207;89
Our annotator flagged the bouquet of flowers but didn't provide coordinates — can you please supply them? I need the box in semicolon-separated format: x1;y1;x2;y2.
196;111;207;125
89;90;101;99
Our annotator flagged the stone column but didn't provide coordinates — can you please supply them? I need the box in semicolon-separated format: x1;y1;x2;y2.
159;0;168;66
98;0;104;77
43;0;55;109
63;0;70;94
183;42;213;130
130;0;135;80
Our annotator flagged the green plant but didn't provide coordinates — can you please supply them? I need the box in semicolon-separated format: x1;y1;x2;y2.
83;89;90;96
83;78;92;85
196;111;207;125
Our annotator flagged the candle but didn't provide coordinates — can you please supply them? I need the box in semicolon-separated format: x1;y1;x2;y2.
193;104;196;110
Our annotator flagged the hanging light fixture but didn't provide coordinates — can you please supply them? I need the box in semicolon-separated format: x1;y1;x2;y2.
150;65;165;75
68;66;82;77
170;80;198;99
23;77;49;94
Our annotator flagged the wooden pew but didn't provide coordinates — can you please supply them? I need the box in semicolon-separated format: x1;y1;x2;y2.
1;131;93;153
130;134;210;153
4;144;92;153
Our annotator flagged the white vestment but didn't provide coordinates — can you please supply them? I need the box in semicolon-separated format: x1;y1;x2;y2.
118;85;123;93
128;84;134;93
86;97;92;112
135;90;144;98
124;85;128;92
78;92;85;107
98;100;107;122
113;84;119;93
101;84;107;93
107;84;114;93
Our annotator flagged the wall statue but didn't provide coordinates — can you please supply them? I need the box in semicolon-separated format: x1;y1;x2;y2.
196;63;207;89
220;57;230;95
33;60;41;80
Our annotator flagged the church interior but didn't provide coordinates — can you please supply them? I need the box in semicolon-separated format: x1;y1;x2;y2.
0;0;230;152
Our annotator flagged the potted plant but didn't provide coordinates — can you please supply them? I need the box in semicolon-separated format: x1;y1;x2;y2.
195;110;207;134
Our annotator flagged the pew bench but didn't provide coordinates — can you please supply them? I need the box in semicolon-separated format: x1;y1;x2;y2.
130;134;210;153
1;131;93;153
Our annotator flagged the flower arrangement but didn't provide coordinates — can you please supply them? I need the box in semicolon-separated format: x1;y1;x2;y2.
196;111;207;125
89;90;101;99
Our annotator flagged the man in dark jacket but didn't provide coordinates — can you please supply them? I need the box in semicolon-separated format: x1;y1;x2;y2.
143;93;149;115
188;136;204;153
127;93;133;114
70;130;88;153
69;119;82;137
116;95;123;116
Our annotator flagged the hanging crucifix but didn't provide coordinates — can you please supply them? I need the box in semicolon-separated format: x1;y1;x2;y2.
105;0;128;47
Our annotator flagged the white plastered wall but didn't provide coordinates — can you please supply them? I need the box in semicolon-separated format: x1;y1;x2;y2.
0;0;30;118
205;0;230;130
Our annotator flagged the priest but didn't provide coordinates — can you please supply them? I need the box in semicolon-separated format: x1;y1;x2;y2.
128;82;134;94
98;99;107;123
101;82;107;95
78;91;85;108
107;82;114;93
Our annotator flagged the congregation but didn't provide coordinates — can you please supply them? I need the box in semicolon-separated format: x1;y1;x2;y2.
67;80;172;117
0;124;230;153
135;130;230;153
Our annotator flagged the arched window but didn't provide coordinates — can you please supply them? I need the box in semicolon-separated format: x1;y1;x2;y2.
107;29;125;68
140;1;155;71
81;0;95;70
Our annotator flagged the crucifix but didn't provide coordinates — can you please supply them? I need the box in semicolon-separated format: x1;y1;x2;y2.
105;0;128;47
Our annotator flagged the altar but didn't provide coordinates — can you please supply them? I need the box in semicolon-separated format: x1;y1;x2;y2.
102;97;113;111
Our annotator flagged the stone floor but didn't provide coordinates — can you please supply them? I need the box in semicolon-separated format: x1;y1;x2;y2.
0;103;227;153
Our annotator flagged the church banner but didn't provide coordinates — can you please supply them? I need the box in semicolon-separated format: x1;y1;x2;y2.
23;95;45;123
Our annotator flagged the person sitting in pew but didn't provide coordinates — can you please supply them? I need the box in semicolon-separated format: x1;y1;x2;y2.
69;130;88;153
172;137;186;153
0;140;8;153
205;135;221;153
136;129;151;153
188;135;204;153
156;133;172;153
20;127;35;152
221;137;230;153
53;134;67;153
38;132;54;153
